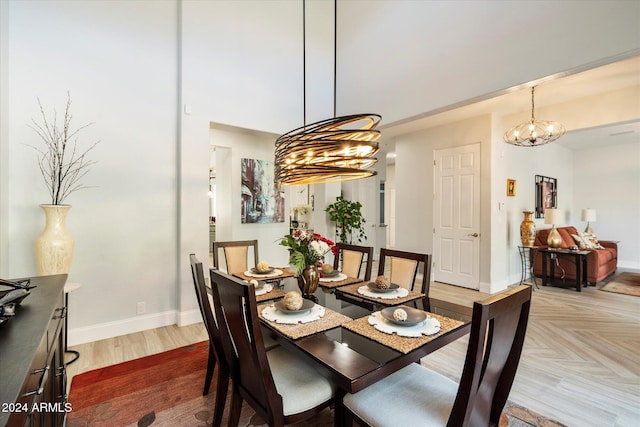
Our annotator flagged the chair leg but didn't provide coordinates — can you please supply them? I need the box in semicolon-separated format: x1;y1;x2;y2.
212;366;229;427
203;344;216;395
334;390;347;427
228;383;243;427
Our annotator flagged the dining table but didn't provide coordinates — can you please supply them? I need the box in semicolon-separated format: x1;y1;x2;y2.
250;273;472;403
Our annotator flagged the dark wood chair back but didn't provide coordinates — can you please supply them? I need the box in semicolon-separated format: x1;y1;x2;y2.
449;284;532;426
209;269;284;424
212;240;259;274
189;254;229;426
378;248;432;295
209;269;333;426
333;243;373;281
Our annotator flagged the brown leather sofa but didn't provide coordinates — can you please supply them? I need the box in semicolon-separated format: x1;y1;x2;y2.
533;226;618;285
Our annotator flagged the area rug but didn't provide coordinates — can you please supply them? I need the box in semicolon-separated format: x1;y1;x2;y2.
600;272;640;296
67;341;565;427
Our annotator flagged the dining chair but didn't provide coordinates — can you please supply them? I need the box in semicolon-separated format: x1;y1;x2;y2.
212;240;259;274
189;254;229;427
208;269;336;427
378;248;432;295
333;243;373;281
342;284;532;427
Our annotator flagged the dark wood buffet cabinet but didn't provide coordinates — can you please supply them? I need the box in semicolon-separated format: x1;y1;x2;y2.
1;275;68;427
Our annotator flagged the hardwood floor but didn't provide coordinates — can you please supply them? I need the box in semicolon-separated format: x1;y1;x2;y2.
65;272;640;427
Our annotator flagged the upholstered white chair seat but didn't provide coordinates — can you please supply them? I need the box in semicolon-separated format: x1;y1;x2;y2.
267;346;335;416
343;362;457;427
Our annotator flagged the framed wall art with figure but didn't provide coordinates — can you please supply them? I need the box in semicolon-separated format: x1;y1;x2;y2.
507;179;516;197
535;175;557;218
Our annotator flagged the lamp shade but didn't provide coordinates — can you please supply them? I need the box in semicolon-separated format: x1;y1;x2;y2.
544;208;563;225
581;208;596;222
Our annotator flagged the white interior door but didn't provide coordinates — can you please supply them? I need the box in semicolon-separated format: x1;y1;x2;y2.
433;143;480;289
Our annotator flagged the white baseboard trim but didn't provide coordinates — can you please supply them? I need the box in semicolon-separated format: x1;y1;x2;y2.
177;308;202;327
68;309;202;346
480;279;510;294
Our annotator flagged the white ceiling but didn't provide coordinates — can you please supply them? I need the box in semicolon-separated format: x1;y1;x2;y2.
382;55;640;151
556;120;640;151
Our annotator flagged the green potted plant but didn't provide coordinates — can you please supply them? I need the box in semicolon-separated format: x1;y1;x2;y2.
325;196;367;244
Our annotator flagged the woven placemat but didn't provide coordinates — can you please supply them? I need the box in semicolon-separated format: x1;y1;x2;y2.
337;282;424;306
342;312;465;354
256;287;286;303
258;304;352;340
319;275;364;289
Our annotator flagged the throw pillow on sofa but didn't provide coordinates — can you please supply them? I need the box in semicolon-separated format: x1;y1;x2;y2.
572;232;604;249
572;234;589;248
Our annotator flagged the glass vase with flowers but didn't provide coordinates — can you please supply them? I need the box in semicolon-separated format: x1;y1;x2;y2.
279;230;337;300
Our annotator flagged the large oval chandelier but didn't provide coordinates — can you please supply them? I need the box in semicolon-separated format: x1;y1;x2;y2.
504;86;565;147
275;113;381;185
275;0;381;185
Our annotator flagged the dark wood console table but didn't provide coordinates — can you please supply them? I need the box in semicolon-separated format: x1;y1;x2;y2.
539;248;590;292
0;274;68;427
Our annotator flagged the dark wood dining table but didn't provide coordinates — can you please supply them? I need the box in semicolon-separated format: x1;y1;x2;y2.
257;276;472;396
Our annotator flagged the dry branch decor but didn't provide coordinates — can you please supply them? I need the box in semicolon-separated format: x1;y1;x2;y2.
27;93;100;275
27;92;100;205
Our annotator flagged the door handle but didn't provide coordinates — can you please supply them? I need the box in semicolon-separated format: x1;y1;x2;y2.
468;233;479;237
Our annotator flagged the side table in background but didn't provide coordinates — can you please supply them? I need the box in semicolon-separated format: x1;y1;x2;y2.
518;246;539;289
539;248;590;292
64;281;81;365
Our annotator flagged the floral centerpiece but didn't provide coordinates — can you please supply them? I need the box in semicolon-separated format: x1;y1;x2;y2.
279;230;337;274
279;230;337;300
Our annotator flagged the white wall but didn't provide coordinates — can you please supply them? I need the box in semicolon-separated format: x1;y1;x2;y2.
4;0;181;344
392;115;492;289
210;125;290;268
500;88;640;282
573;142;640;269
392;86;639;291
499;133;575;285
1;0;638;345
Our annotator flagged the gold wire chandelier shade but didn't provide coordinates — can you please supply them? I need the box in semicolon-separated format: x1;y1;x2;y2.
504;86;565;147
275;113;381;185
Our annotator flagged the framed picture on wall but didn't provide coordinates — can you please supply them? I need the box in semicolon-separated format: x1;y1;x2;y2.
241;158;285;223
506;179;516;197
535;175;557;218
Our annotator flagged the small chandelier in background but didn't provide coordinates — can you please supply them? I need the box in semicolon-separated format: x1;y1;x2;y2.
503;86;565;147
275;0;381;185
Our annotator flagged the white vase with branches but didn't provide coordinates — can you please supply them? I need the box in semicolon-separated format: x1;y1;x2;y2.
28;93;99;275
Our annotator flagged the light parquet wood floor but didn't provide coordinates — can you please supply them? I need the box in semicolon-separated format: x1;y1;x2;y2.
66;273;640;427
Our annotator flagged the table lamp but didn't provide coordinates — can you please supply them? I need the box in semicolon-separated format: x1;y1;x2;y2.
544;208;563;248
581;208;596;234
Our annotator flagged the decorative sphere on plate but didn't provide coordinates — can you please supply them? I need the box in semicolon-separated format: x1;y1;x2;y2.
393;308;408;322
257;260;270;272
283;291;303;311
375;275;391;289
321;264;334;274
